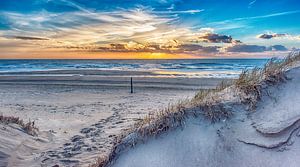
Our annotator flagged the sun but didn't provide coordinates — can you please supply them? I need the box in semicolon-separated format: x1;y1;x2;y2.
141;53;169;59
135;52;197;59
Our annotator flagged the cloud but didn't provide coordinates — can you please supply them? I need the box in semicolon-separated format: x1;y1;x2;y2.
257;33;300;41
268;45;288;51
248;0;257;8
179;44;203;51
0;9;173;46
198;33;241;43
234;10;300;21
110;43;126;50
153;9;204;14
206;10;300;30
178;44;219;53
157;0;180;4
225;44;288;53
1;5;204;47
201;46;220;53
5;35;49;41
167;4;175;10
225;44;267;52
257;33;287;39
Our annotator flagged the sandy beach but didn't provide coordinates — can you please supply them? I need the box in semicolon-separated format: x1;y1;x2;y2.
0;70;227;167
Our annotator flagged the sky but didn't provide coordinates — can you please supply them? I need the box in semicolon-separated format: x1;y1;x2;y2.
0;0;300;59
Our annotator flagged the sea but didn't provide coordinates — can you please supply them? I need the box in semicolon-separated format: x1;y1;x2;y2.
0;59;269;78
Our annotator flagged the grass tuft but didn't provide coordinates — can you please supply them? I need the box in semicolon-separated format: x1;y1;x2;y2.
201;102;233;123
235;51;300;110
0;114;38;136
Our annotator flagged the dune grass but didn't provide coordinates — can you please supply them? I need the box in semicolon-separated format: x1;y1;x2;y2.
235;52;300;110
90;51;300;167
0;115;38;136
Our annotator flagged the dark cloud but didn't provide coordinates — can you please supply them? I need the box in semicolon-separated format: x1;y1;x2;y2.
147;44;162;51
198;33;241;43
226;44;267;52
179;44;203;51
258;33;287;39
178;44;219;53
268;45;288;51
200;46;220;53
110;43;126;50
6;36;49;41
226;44;289;53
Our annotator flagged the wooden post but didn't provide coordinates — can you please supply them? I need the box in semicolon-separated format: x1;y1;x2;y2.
130;77;133;93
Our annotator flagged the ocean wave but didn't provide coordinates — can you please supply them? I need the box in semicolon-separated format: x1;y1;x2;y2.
0;59;268;78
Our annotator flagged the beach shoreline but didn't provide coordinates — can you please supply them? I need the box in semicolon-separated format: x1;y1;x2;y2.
0;69;229;90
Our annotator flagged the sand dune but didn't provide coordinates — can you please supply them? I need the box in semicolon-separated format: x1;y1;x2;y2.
109;62;300;167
